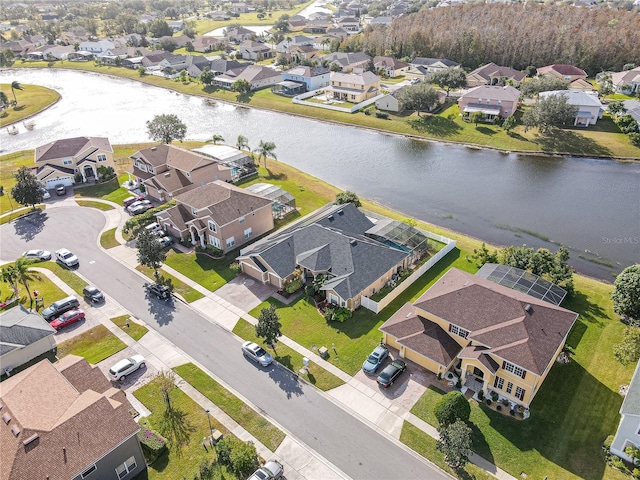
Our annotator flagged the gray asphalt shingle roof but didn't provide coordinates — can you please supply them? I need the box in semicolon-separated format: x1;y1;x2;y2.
0;306;55;356
621;360;640;416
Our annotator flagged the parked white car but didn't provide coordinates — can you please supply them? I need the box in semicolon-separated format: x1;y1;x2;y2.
108;355;146;382
23;249;52;261
55;248;79;267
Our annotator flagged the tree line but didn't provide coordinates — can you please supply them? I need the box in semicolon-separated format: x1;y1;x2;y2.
343;3;640;76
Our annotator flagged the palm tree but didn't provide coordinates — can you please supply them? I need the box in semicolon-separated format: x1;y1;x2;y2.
321;38;330;52
13;257;41;307
0;91;8;110
236;135;250;151
10;81;23;105
0;265;18;297
255;140;277;167
211;134;224;144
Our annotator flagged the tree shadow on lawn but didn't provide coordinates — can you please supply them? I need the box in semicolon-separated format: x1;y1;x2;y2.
475;126;497;136
408;115;463;137
532;130;612;156
475;361;618;480
562;289;609;326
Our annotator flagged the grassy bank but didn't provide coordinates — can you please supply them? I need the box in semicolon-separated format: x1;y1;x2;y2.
0;83;60;127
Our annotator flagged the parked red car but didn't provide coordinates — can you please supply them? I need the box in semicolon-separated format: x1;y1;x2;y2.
51;309;85;331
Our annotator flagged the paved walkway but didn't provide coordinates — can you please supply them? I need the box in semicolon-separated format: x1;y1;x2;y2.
20;197;516;480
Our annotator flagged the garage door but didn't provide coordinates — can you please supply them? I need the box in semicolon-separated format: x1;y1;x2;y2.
46;177;73;189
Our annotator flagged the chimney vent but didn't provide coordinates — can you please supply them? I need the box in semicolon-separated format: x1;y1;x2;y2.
524;304;532;313
23;434;39;446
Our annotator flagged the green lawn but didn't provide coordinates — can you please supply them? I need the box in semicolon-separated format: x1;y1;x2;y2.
75;199;114;211
248;248;476;375
37;261;88;296
111;314;148;341
133;376;239;480
56;324;127;364
174;363;287;452
136;264;205;303
0;205;45;224
0;259;67;311
100;227;120;249
233;318;345;390
407;275;633;480
163;249;237;293
0;83;60;127
74;175;131;204
0;150;37;214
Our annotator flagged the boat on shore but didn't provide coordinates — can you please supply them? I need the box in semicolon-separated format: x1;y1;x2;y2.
23;120;35;130
7;125;18;135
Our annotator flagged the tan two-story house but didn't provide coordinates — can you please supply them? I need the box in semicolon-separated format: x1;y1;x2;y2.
458;85;520;121
156;181;273;253
34;137;115;189
380;268;578;409
326;71;380;103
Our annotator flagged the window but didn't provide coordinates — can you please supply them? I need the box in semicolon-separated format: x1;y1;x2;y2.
448;323;469;339
515;386;525;401
97;154;107;162
81;465;97;478
226;236;235;248
115;456;137;479
209;236;220;248
506;381;513;394
503;361;525;378
244;227;252;239
63;158;73;165
238;216;245;224
494;376;504;390
208;221;216;232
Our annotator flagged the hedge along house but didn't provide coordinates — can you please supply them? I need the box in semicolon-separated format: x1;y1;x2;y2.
237;203;410;310
156;180;273;253
380;268;578;409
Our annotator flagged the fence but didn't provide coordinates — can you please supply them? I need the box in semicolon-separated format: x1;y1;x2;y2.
292;89;384;114
360;233;457;314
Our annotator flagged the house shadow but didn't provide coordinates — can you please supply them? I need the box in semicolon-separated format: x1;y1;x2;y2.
13;209;48;241
533;130;612;157
408;115;463;137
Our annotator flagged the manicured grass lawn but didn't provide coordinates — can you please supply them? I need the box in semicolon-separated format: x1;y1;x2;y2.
163;250;237;293
111;314;148;341
0;83;60;127
174;363;287;452
100;227;120;249
136;264;204;303
248;248;476;376
400;422;495;480
37;261;88;296
0;150;37;214
74;176;131;204
0;260;67;311
75;199;114;211
0;205;45;225
233;318;345;390
133;376;239;480
56;324;127;364
408;275;633;480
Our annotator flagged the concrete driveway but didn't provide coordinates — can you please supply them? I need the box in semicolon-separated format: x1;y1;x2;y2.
215;274;276;311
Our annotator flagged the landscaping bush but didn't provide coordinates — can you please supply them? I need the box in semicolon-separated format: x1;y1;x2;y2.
502;398;509;407
486;399;492;406
215;437;259;476
491;391;499;401
229;262;242;275
477;390;484;401
123;201;175;234
375;111;389;119
196;245;223;257
434;391;471;426
285;276;303;294
137;427;167;464
510;409;516;416
324;306;351;322
629;132;640;147
496;405;502;411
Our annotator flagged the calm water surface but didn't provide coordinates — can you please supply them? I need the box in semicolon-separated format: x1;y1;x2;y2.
1;69;638;281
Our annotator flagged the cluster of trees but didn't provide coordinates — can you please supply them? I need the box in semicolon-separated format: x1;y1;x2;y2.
345;4;640;75
607;103;640;147
433;391;473;469
522;94;579;134
612;265;640;366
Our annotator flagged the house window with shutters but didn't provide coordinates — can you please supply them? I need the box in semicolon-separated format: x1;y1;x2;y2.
494;376;504;390
448;323;469;339
503;361;526;379
506;381;513;394
515;386;525;401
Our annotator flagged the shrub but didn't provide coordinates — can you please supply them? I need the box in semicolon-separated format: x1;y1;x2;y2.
486;399;492;406
230;262;242;275
629;132;640;148
375;111;389;119
215;437;259;476
502;398;509;406
477;390;484;401
137;427;167;464
496;405;502;411
285;276;303;294
437;372;442;380
305;284;315;298
324;306;351;322
633;468;640;479
491;391;499;401
510;409;516;416
434;391;471;426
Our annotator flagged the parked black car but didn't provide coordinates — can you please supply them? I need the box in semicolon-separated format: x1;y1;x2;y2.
83;285;104;303
377;359;407;388
145;283;172;301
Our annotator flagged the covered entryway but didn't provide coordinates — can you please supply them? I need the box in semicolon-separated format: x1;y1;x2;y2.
83;165;96;181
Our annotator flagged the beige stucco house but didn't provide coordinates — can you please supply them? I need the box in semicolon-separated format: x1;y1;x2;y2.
611;360;640;463
325;71;380;103
380;268;578;409
537;64;588;83
466;62;526;87
458;85;520;121
156;181;273;253
34;136;115;189
373;56;410;78
129;144;234;202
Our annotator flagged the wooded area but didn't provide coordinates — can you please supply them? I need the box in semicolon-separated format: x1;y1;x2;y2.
344;4;640;75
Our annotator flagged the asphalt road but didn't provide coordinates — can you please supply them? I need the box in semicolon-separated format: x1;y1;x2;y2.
0;205;451;480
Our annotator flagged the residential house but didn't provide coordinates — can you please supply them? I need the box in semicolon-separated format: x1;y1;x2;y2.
303;19;332;34
368;16;393;26
214;65;282;90
568;78;595;92
287;45;320;64
611;66;640;95
226;26;255;43
326;27;349;40
287;15;307;30
149;35;191;49
239;40;273;60
230;2;249;13
321;51;371;73
129;144;234;202
68;51;95;62
156;181;273;252
611;360;640;463
466;62;526;87
410;57;460;73
624;100;640;123
282;66;330;91
537;64;588;82
237;203;410;310
404;65;429;82
313;35;342;50
192;37;223;53
141;51;176;69
539;90;604;126
275;35;314;53
167;20;185;32
208;59;248;76
98;46;152;65
337;17;361;33
191;144;257;182
377;88;445;113
380;268;578;408
34;136;115;188
0;306;56;376
0;355;146;480
458;85;520;121
78;39;115;54
326;70;380;102
373;56;410;77
0;39;38;57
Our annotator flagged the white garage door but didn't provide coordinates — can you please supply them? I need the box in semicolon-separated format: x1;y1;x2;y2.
45;177;73;189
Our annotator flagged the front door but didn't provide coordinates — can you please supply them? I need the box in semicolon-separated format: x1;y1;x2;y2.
473;367;484;378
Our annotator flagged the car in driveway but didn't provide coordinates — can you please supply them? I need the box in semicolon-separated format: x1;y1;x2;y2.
128;202;153;216
145;222;163;235
127;199;152;213
55;248;79;267
248;460;283;480
377;359;407;388
108;355;145;382
242;341;273;367
156;235;173;248
50;309;85;331
23;249;52;261
83;285;104;303
123;195;144;208
41;188;51;200
362;344;389;374
55;184;67;196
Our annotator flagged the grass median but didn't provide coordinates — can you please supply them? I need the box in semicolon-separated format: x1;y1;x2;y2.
174;362;286;452
75;199;114;211
111;314;148;341
100;228;120;249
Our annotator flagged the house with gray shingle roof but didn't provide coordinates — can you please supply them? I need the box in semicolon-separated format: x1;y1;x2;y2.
466;62;526;87
214;65;282;90
0;355;145;480
238;204;410;310
156;180;273;252
380;268;578;408
539;90;604;126
611;360;640;462
0;306;56;376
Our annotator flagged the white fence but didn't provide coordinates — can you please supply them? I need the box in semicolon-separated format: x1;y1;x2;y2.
360;233;457;314
292;89;384;114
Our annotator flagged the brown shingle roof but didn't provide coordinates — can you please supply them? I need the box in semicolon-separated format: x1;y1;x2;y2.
468;62;525;83
538;64;587;77
131;144;216;172
35;137;112;163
